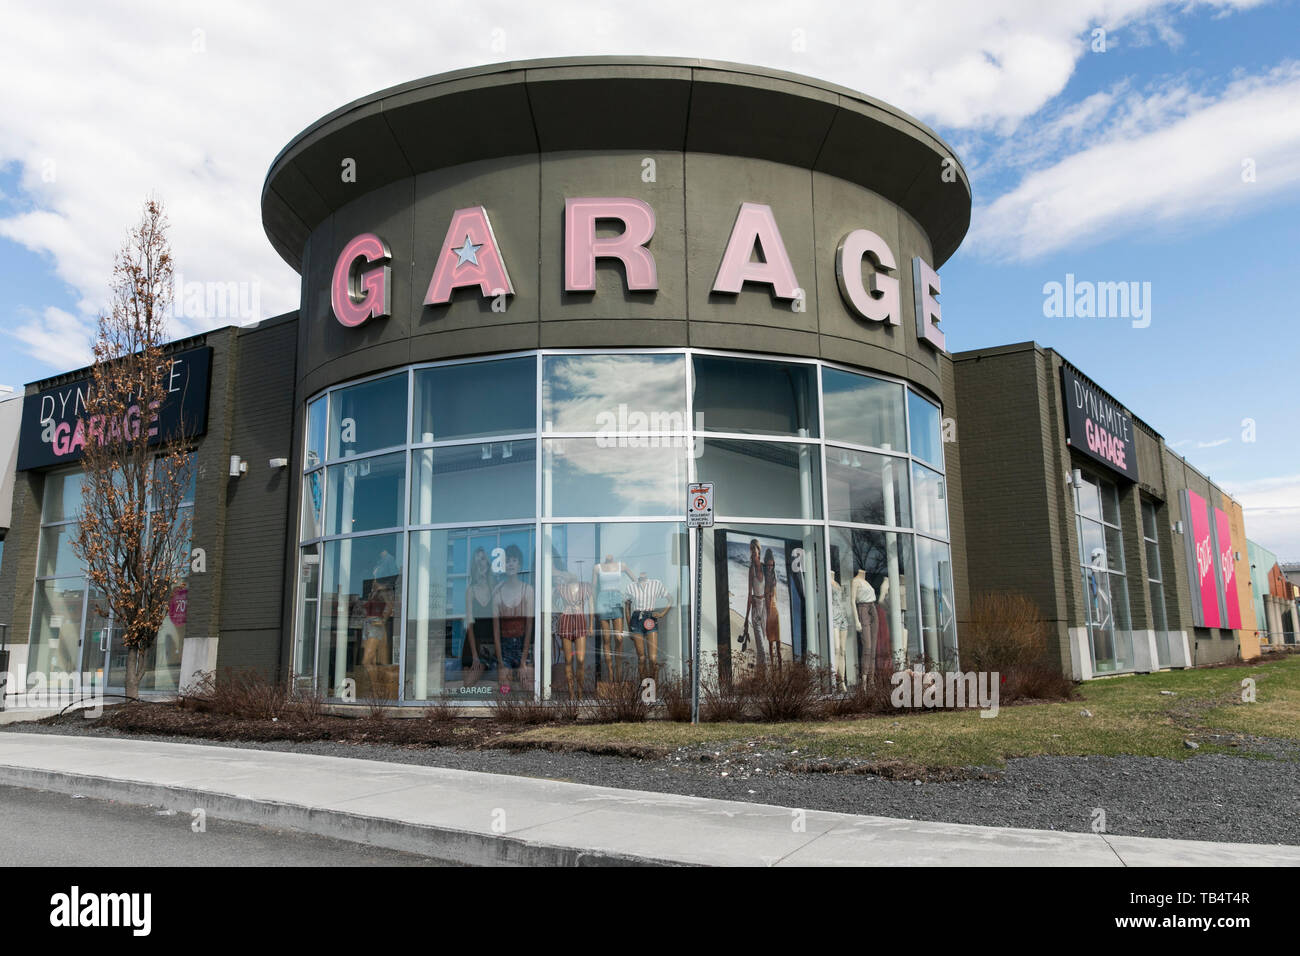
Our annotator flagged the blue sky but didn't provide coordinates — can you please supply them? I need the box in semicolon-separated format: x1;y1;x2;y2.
0;0;1296;554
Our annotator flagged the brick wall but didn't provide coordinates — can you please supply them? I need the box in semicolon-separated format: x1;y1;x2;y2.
214;314;298;679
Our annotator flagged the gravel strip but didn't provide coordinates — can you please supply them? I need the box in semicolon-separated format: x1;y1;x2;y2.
5;720;1298;846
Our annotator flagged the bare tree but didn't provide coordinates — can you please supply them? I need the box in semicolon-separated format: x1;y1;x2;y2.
72;198;193;699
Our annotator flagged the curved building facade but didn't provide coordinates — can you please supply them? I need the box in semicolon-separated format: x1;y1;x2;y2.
264;57;971;701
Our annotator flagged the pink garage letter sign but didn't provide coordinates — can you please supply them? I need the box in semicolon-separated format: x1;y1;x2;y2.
712;202;801;300
564;198;658;292
424;206;514;305
331;233;392;327
912;257;946;352
836;229;900;325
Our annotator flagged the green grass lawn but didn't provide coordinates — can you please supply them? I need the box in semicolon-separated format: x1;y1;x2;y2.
497;654;1300;770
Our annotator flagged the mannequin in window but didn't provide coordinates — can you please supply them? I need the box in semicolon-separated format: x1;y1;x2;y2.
853;568;878;680
831;570;850;688
593;553;633;682
628;569;672;679
463;547;494;687
555;560;592;699
875;576;894;675
742;539;768;671
361;579;395;667
763;548;781;670
493;544;534;693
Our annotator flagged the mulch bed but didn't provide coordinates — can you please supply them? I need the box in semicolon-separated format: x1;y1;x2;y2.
72;702;480;748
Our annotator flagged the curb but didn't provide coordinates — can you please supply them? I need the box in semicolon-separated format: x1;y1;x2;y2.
0;764;687;867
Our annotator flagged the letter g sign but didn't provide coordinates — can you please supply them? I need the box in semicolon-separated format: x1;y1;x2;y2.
331;233;392;327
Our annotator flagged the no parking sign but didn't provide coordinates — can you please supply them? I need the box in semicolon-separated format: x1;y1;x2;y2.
687;482;714;528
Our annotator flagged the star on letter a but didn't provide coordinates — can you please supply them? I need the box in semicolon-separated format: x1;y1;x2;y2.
452;235;482;268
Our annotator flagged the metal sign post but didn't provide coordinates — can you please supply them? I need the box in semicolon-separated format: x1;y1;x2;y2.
687;483;714;725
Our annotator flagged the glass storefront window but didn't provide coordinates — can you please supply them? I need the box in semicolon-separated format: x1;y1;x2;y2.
1100;479;1121;526
543;439;686;518
1075;473;1102;521
1078;517;1106;568
297;350;951;701
412;442;536;525
41;471;84;523
28;579;86;679
911;462;947;538
29;465;193;694
696;439;822;520
405;525;536;701
828;527;914;685
907;391;943;468
1143;499;1170;666
1141;500;1157;540
328;372;407;459
1083;567;1115;668
413;357;535;442
319;532;404;700
1149;582;1168;633
305;397;326;470
325;452;406;535
1076;468;1131;673
301;470;324;541
693;355;818;437
822;369;906;451
1104;525;1125;573
294;544;321;681
916;536;957;667
541;522;687;696
699;523;825;683
826;450;910;528
37;524;83;578
543;354;686;434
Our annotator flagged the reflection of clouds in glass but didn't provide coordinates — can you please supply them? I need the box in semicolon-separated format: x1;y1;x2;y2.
912;463;947;536
553;523;684;595
907;391;943;466
823;372;905;450
543;355;685;433
546;440;684;515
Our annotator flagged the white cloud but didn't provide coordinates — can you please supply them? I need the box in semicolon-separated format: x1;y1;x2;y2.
969;61;1300;260
1222;474;1300;560
4;306;95;374
0;0;1273;371
1196;438;1231;448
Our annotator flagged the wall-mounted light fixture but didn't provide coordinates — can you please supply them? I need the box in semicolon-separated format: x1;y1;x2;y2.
1173;521;1184;535
229;455;247;477
269;458;289;469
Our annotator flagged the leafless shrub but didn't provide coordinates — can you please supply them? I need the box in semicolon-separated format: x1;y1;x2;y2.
548;694;583;724
286;674;326;724
823;668;902;717
492;691;554;725
744;658;823;722
960;591;1048;674
654;666;694;722
586;678;648;723
701;662;750;722
422;695;460;724
1002;659;1077;702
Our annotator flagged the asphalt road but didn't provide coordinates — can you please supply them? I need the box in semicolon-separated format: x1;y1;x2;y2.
0;784;450;866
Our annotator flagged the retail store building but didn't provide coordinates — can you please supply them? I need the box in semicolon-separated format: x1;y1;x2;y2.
0;58;1267;705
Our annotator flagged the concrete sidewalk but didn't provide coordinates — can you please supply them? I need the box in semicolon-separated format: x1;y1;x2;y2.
1;734;1296;866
